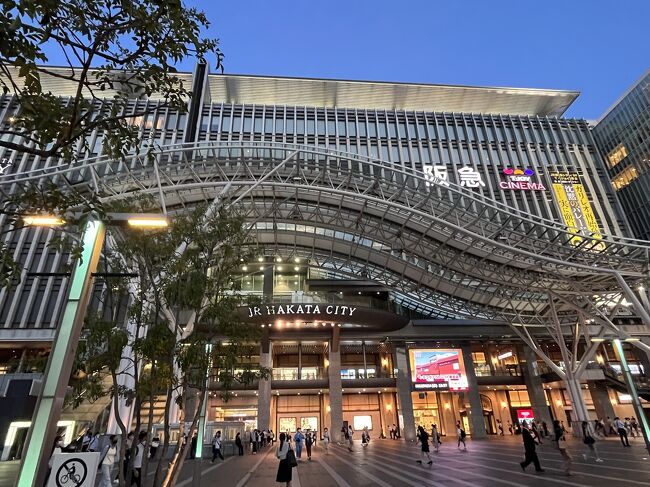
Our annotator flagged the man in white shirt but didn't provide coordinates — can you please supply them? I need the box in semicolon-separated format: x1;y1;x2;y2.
211;431;224;463
131;432;147;486
614;416;630;447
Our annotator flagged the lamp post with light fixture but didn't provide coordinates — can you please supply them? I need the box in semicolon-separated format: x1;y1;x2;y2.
15;213;168;487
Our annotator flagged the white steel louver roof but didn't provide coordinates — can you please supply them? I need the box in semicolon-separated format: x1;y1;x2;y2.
208;73;579;117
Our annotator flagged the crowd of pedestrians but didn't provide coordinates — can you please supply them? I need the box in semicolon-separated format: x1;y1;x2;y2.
45;415;639;485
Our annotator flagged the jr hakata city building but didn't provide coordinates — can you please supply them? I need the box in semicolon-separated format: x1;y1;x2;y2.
0;66;650;458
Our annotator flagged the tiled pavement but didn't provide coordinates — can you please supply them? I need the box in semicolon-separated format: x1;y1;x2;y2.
168;434;650;486
0;435;648;486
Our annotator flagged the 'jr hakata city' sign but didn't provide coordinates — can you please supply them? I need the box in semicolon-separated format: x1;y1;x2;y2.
247;304;357;318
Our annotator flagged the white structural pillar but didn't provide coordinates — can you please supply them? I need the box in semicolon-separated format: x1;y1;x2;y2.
564;375;590;431
460;343;487;439
328;327;343;437
257;337;272;430
394;346;416;441
106;324;137;434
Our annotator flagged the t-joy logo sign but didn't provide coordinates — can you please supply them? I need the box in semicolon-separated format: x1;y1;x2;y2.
499;168;546;191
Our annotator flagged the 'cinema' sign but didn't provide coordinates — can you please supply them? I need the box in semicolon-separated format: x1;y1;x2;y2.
499;168;546;191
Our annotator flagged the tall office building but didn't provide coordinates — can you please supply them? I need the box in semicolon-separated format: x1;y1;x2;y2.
593;70;650;239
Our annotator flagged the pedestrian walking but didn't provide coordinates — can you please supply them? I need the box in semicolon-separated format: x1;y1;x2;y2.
347;425;354;452
323;427;330;454
211;431;224;463
88;431;99;452
190;433;197;459
276;432;293;486
531;421;542;444
497;419;504;436
45;435;64;486
552;420;572;476
81;429;92;452
416;426;433;465
149;436;160;459
581;421;603;463
456;421;467;451
431;424;440;452
236;432;244;456
305;431;313;461
294;428;304;459
614;416;631;447
541;421;549;437
99;435;118;487
519;424;544;473
507;421;513;435
361;427;370;447
631;417;639;437
131;432;147;487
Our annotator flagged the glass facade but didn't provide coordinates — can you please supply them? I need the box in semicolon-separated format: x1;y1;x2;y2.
593;70;650;239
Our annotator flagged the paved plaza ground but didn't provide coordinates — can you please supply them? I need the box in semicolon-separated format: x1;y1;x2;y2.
1;434;648;486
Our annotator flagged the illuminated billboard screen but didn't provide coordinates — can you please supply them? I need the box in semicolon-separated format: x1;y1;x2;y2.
409;349;468;391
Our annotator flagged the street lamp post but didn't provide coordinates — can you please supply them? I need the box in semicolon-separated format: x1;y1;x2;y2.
15;214;168;487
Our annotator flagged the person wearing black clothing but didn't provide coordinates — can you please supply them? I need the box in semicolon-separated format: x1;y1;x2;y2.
236;432;244;456
190;434;197;460
519;425;544;473
416;426;433;465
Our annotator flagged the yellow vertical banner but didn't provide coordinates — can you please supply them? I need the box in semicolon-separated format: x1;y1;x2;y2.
549;172;603;248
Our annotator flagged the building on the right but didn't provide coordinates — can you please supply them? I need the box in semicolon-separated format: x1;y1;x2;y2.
593;69;650;240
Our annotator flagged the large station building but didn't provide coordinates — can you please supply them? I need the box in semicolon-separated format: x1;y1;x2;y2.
1;66;649;458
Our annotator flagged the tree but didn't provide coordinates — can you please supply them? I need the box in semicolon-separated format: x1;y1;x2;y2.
0;0;222;160
72;199;267;487
0;0;223;287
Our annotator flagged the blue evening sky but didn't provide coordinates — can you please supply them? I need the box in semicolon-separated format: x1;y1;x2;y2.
185;0;649;120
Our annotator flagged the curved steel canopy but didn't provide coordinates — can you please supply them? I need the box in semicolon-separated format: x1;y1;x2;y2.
2;141;650;327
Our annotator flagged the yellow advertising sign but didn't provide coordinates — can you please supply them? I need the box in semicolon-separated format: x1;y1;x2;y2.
549;172;603;248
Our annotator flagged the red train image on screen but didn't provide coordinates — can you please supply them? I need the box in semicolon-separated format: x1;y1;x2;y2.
415;352;461;385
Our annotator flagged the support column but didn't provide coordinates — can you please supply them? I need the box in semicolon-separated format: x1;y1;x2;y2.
613;339;650;453
107;324;140;434
257;336;272;430
521;346;553;427
460;343;487;439
395;346;416;441
588;381;615;421
16;221;105;487
564;376;590;434
327;327;343;438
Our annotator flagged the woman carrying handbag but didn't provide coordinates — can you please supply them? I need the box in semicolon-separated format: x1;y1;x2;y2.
276;432;297;486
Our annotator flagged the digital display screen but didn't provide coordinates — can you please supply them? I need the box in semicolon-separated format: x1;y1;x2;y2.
517;409;534;422
409;349;468;391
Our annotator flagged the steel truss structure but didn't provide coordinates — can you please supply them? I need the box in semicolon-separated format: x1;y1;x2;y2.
2;141;650;357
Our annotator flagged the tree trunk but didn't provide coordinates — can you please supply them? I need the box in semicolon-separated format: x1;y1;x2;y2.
111;371;129;487
153;382;174;487
161;382;205;487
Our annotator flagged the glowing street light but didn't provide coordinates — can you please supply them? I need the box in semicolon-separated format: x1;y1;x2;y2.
23;216;65;226
127;216;169;228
